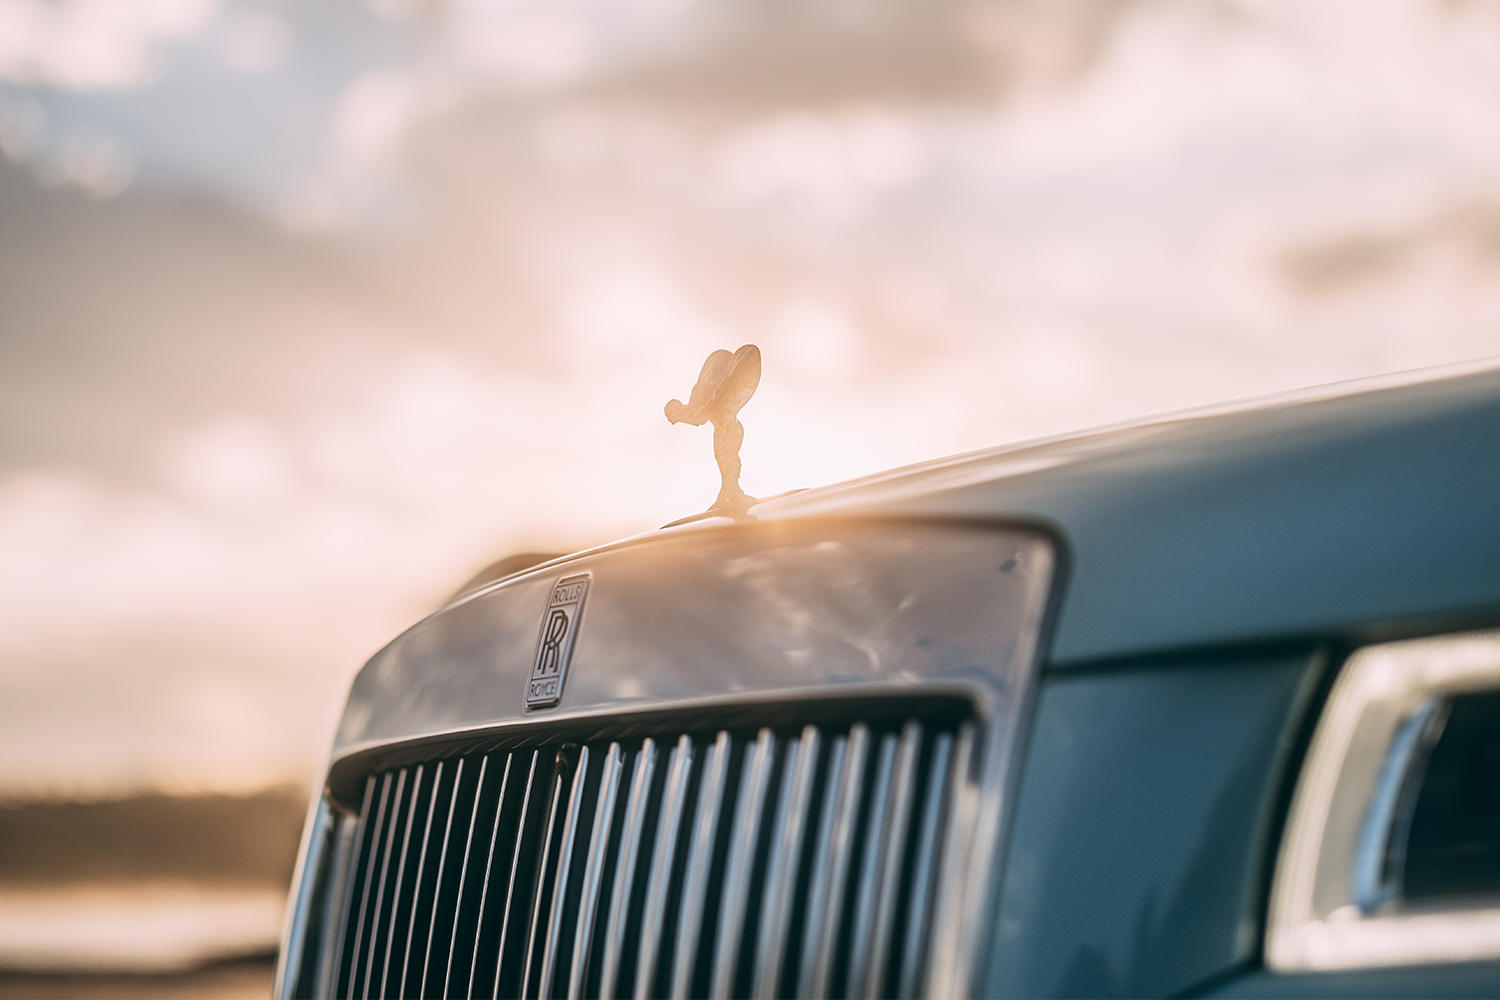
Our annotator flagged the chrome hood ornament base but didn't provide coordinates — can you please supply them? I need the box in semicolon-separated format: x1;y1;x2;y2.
666;344;761;518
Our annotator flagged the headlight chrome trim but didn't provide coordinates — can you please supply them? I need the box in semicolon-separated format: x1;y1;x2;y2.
1267;628;1500;971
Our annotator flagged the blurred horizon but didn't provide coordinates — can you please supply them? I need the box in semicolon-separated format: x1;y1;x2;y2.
6;0;1500;804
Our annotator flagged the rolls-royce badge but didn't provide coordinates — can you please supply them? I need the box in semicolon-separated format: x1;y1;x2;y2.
665;344;761;516
526;573;590;710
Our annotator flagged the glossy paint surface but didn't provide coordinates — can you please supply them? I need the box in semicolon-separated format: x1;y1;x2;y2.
987;652;1318;998
1208;960;1500;999
333;521;1052;755
759;363;1500;665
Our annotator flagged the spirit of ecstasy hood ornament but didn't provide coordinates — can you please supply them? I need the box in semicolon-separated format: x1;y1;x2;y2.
666;344;761;517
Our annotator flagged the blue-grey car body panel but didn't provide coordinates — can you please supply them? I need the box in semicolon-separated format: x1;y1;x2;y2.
755;362;1500;666
987;652;1321;998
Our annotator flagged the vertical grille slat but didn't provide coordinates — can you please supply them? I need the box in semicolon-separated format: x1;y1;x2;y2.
516;749;567;1000
568;743;624;1000
897;732;953;1000
332;777;377;999
320;803;365;998
670;730;731;1000
753;725;820;1000
860;721;923;999
382;765;426;999
848;732;900;999
633;735;693;1000
483;755;532;992
324;710;975;1000
442;754;492;999
925;722;979;1000
492;750;544;999
800;724;868;1000
711;728;777;999
537;745;591;1000
365;768;411;1000
400;761;447;1000
420;758;468;1000
346;772;394;1000
599;739;658;999
521;751;574;999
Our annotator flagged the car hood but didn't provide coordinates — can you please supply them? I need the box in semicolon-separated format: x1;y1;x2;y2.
749;360;1500;665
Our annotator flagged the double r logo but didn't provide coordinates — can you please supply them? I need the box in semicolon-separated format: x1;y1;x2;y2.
536;608;570;676
528;573;589;710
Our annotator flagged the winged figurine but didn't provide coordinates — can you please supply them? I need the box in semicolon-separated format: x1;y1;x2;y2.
666;344;761;517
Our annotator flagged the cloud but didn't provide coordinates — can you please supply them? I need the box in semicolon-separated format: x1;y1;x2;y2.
7;0;1500;800
219;9;291;75
716;109;927;221
0;0;216;90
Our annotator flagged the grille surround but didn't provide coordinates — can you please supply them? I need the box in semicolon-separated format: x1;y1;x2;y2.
277;522;1057;999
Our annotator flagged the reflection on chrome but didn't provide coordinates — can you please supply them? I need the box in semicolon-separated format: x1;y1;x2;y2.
275;524;1054;998
1268;629;1500;971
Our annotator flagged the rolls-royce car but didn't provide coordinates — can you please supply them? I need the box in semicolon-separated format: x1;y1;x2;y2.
275;360;1500;999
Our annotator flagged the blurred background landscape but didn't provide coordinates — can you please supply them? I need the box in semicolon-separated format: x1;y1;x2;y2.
4;0;1500;994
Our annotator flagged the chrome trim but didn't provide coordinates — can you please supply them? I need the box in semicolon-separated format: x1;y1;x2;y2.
325;778;373;999
753;725;820;999
365;767;407;1000
380;764;423;997
799;723;869;999
538;746;590;999
569;742;624;999
849;733;899;997
441;756;488;997
600;739;658;998
463;755;507;999
796;735;845;1000
420;759;463;998
1350;698;1447;912
495;751;542;997
711;728;777;999
399;761;442;998
275;792;333;1000
527;573;591;710
670;730;731;999
860;721;922;998
307;522;1054;998
521;751;571;999
899;731;953;1000
1268;629;1500;971
308;712;984;1000
927;722;978;999
334;525;1053;759
349;772;392;999
316;808;360;999
635;735;694;999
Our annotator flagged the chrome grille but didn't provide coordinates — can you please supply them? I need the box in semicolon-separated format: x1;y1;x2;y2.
325;717;975;1000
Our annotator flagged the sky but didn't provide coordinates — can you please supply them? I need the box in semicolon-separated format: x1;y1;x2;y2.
3;0;1500;798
